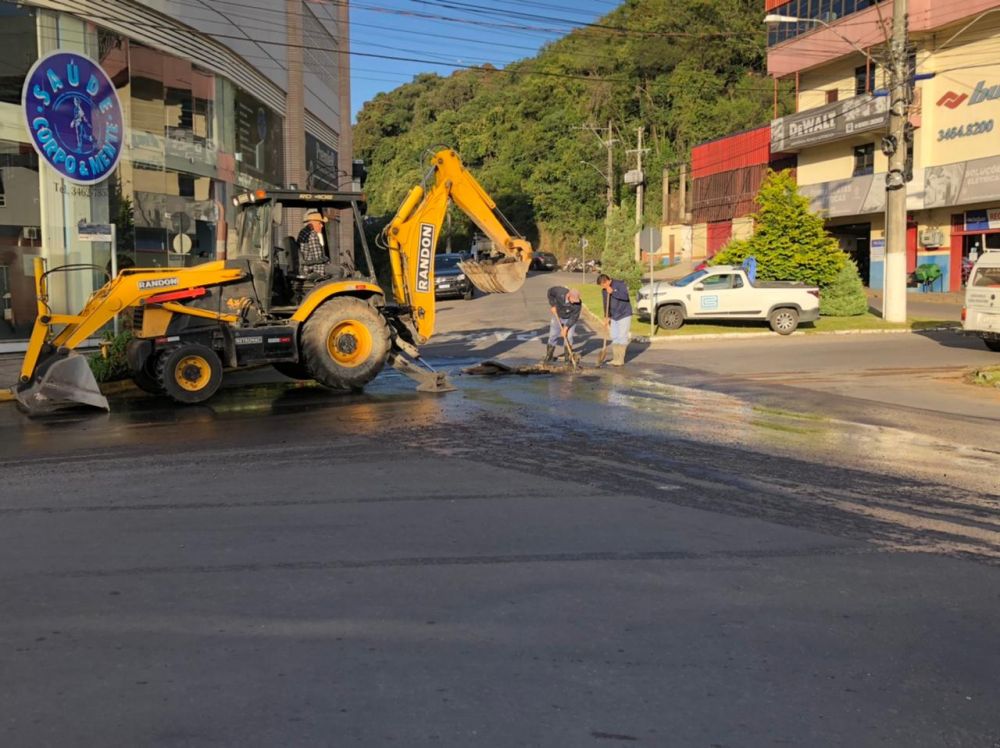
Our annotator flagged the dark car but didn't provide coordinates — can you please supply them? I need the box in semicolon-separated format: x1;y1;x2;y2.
530;251;559;271
434;253;474;300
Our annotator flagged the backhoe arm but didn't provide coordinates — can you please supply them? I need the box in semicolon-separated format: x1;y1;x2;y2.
384;149;532;342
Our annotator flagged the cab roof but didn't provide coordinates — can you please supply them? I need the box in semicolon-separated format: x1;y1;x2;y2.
233;189;367;211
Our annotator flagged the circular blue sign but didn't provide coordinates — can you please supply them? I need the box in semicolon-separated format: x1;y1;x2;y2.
22;50;125;185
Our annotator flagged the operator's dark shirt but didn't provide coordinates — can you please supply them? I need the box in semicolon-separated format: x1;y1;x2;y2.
602;279;633;321
547;286;581;326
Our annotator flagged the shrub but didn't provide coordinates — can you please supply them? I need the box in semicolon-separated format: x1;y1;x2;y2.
819;259;868;316
600;205;644;293
89;329;133;383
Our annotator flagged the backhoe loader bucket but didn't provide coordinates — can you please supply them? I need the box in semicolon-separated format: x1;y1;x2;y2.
459;257;530;295
15;353;109;414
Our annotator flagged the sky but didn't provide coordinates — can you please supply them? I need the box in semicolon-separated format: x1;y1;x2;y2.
348;0;622;120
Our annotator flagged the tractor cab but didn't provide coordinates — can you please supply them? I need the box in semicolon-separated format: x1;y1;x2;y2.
231;189;376;314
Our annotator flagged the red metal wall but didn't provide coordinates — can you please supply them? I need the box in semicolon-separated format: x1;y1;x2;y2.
691;126;771;180
707;221;733;256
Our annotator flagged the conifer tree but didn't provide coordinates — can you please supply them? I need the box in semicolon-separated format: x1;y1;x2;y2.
600;205;643;292
712;169;846;287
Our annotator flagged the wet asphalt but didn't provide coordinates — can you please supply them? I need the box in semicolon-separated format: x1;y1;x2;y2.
1;272;999;747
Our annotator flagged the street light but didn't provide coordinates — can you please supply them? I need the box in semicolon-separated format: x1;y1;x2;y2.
763;9;909;324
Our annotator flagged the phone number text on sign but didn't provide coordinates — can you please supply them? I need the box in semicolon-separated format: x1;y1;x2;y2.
937;119;994;141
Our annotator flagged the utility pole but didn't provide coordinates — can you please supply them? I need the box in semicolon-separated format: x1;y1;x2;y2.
662;166;670;225
605;120;614;217
626;127;648;263
883;0;909;323
635;127;644;262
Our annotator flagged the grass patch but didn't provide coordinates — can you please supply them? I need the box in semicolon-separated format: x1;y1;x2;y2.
967;366;1000;389
578;286;955;337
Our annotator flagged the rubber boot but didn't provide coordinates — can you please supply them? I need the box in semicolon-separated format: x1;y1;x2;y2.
611;344;626;367
564;349;579;367
542;344;556;363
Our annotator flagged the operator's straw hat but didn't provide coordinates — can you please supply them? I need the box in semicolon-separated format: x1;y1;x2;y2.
303;210;329;223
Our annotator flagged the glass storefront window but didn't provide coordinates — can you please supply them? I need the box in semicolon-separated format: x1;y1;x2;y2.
0;139;41;340
0;5;38;105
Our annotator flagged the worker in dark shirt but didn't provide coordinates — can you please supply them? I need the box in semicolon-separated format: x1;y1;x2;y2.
544;285;582;364
597;273;633;366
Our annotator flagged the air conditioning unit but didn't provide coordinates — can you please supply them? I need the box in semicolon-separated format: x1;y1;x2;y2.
919;228;944;247
21;226;38;240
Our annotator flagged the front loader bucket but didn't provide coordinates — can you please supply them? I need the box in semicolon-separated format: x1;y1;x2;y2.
15;354;109;415
459;258;530;295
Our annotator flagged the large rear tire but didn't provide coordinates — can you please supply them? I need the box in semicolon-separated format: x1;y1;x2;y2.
301;297;390;390
984;337;1000;352
157;344;223;404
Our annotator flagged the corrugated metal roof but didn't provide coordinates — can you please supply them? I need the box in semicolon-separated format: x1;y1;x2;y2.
691;126;771;179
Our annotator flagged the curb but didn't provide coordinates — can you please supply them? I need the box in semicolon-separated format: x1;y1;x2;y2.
632;325;960;344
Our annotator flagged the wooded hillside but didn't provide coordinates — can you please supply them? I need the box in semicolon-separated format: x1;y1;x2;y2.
353;0;791;255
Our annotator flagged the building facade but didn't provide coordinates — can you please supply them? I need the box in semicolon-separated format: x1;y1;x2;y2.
0;0;351;343
767;0;1000;292
688;126;795;260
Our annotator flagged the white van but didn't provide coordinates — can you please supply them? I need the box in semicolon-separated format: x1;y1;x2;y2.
963;250;1000;352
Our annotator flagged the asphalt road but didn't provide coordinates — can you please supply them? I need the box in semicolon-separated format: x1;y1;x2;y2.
1;271;998;747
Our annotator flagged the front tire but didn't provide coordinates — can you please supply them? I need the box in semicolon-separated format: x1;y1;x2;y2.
657;305;684;330
769;307;800;335
984;337;1000;352
157;344;223;404
301;297;391;390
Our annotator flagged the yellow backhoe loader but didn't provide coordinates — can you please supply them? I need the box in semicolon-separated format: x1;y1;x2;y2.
12;148;532;414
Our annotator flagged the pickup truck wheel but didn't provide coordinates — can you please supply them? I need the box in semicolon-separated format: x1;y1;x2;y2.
657;305;684;330
983;338;1000;352
302;296;390;390
769;307;799;335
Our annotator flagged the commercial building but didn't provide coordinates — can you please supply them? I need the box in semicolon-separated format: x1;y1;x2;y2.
0;0;351;342
767;0;1000;292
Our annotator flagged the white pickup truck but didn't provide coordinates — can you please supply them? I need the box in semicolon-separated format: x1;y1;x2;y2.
636;265;820;335
962;250;1000;352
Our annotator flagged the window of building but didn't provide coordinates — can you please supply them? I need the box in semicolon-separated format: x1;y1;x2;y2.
0;5;37;105
853;143;875;176
826;89;839;104
768;0;886;46
854;63;875;95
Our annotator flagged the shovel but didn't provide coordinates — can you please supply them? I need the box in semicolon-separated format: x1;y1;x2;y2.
554;315;581;371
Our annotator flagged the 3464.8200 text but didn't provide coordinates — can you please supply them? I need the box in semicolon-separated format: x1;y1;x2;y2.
937;119;994;141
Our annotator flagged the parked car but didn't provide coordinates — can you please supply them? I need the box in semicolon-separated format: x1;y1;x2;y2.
530;251;559;271
434;253;474;300
635;265;820;334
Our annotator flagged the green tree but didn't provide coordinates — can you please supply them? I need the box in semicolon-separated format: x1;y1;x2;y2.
712;169;846;288
601;205;643;292
819;259;868;316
